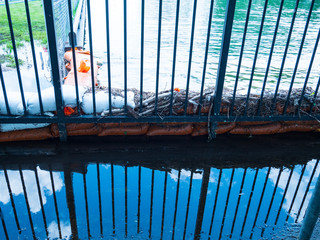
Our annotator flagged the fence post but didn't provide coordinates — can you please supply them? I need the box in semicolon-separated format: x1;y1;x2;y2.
194;167;210;239
298;173;320;240
43;0;67;141
212;0;236;121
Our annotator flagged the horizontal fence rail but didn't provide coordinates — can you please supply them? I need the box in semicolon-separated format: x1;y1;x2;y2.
0;0;320;139
0;159;319;239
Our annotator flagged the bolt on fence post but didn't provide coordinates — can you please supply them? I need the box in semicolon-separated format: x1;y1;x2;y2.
212;0;236;129
43;0;67;141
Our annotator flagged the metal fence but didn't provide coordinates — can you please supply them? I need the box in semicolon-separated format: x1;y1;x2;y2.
0;0;320;138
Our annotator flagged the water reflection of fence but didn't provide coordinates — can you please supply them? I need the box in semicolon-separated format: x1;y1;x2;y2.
1;0;320;141
0;160;319;239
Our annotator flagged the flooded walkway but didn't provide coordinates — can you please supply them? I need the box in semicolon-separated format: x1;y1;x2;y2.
0;134;320;239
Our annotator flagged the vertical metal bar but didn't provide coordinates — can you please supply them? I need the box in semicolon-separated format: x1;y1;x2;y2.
24;0;44;115
123;0;128;111
19;166;36;239
105;0;112;114
261;167;283;237
286;164;307;222
4;0;27;114
0;65;11;115
43;0;66;141
184;0;198;115
137;165;141;233
82;165;90;238
67;0;80;115
274;168;294;226
0;206;9;240
208;169;222;238
34;166;49;238
64;165;78;239
230;0;252;116
183;171;194;240
213;0;236;118
49;165;62;239
296;160;320;223
154;0;163;114
160;171;168;240
298;171;320;240
3;167;20;233
125;166;128;238
257;0;285;115
271;0;300;114
172;170;181;239
297;28;320;112
244;0;269;115
194;168;210;240
139;0;145;113
97;164;103;236
230;168;247;238
198;0;215;115
219;168;235;240
283;0;315;115
111;163;115;233
149;169;154;239
169;0;181;115
240;169;259;237
249;167;271;239
86;0;97;116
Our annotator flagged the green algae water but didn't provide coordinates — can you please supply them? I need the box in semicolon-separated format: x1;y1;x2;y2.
88;0;320;94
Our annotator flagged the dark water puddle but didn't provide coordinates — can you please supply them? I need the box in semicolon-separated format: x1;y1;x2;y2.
0;134;320;239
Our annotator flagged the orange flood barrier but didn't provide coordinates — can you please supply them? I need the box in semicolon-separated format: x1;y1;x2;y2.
0;127;53;142
99;123;149;136
0;121;319;142
64;49;98;87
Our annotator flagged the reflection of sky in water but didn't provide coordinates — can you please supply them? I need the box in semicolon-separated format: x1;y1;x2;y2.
87;0;320;93
0;159;319;239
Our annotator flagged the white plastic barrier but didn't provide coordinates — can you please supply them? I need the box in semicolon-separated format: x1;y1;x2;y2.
0;92;33;115
28;85;86;115
112;91;135;109
81;90;135;114
82;91;110;114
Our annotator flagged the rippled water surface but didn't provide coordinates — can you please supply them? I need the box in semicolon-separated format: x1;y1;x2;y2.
88;0;320;94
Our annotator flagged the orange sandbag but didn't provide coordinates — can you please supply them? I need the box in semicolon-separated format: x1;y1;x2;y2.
67;125;102;136
99;123;149;136
147;123;193;136
191;123;208;136
173;105;195;115
197;103;229;114
100;122;145;128
199;106;210;114
51;123;101;137
278;123;319;133
216;122;236;134
50;124;60;137
66;123;95;131
0;127;53;142
230;122;282;135
191;122;236;136
64;50;98;87
238;121;272;126
276;104;295;114
284;120;318;126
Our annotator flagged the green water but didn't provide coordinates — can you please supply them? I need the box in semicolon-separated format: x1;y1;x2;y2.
89;0;320;94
